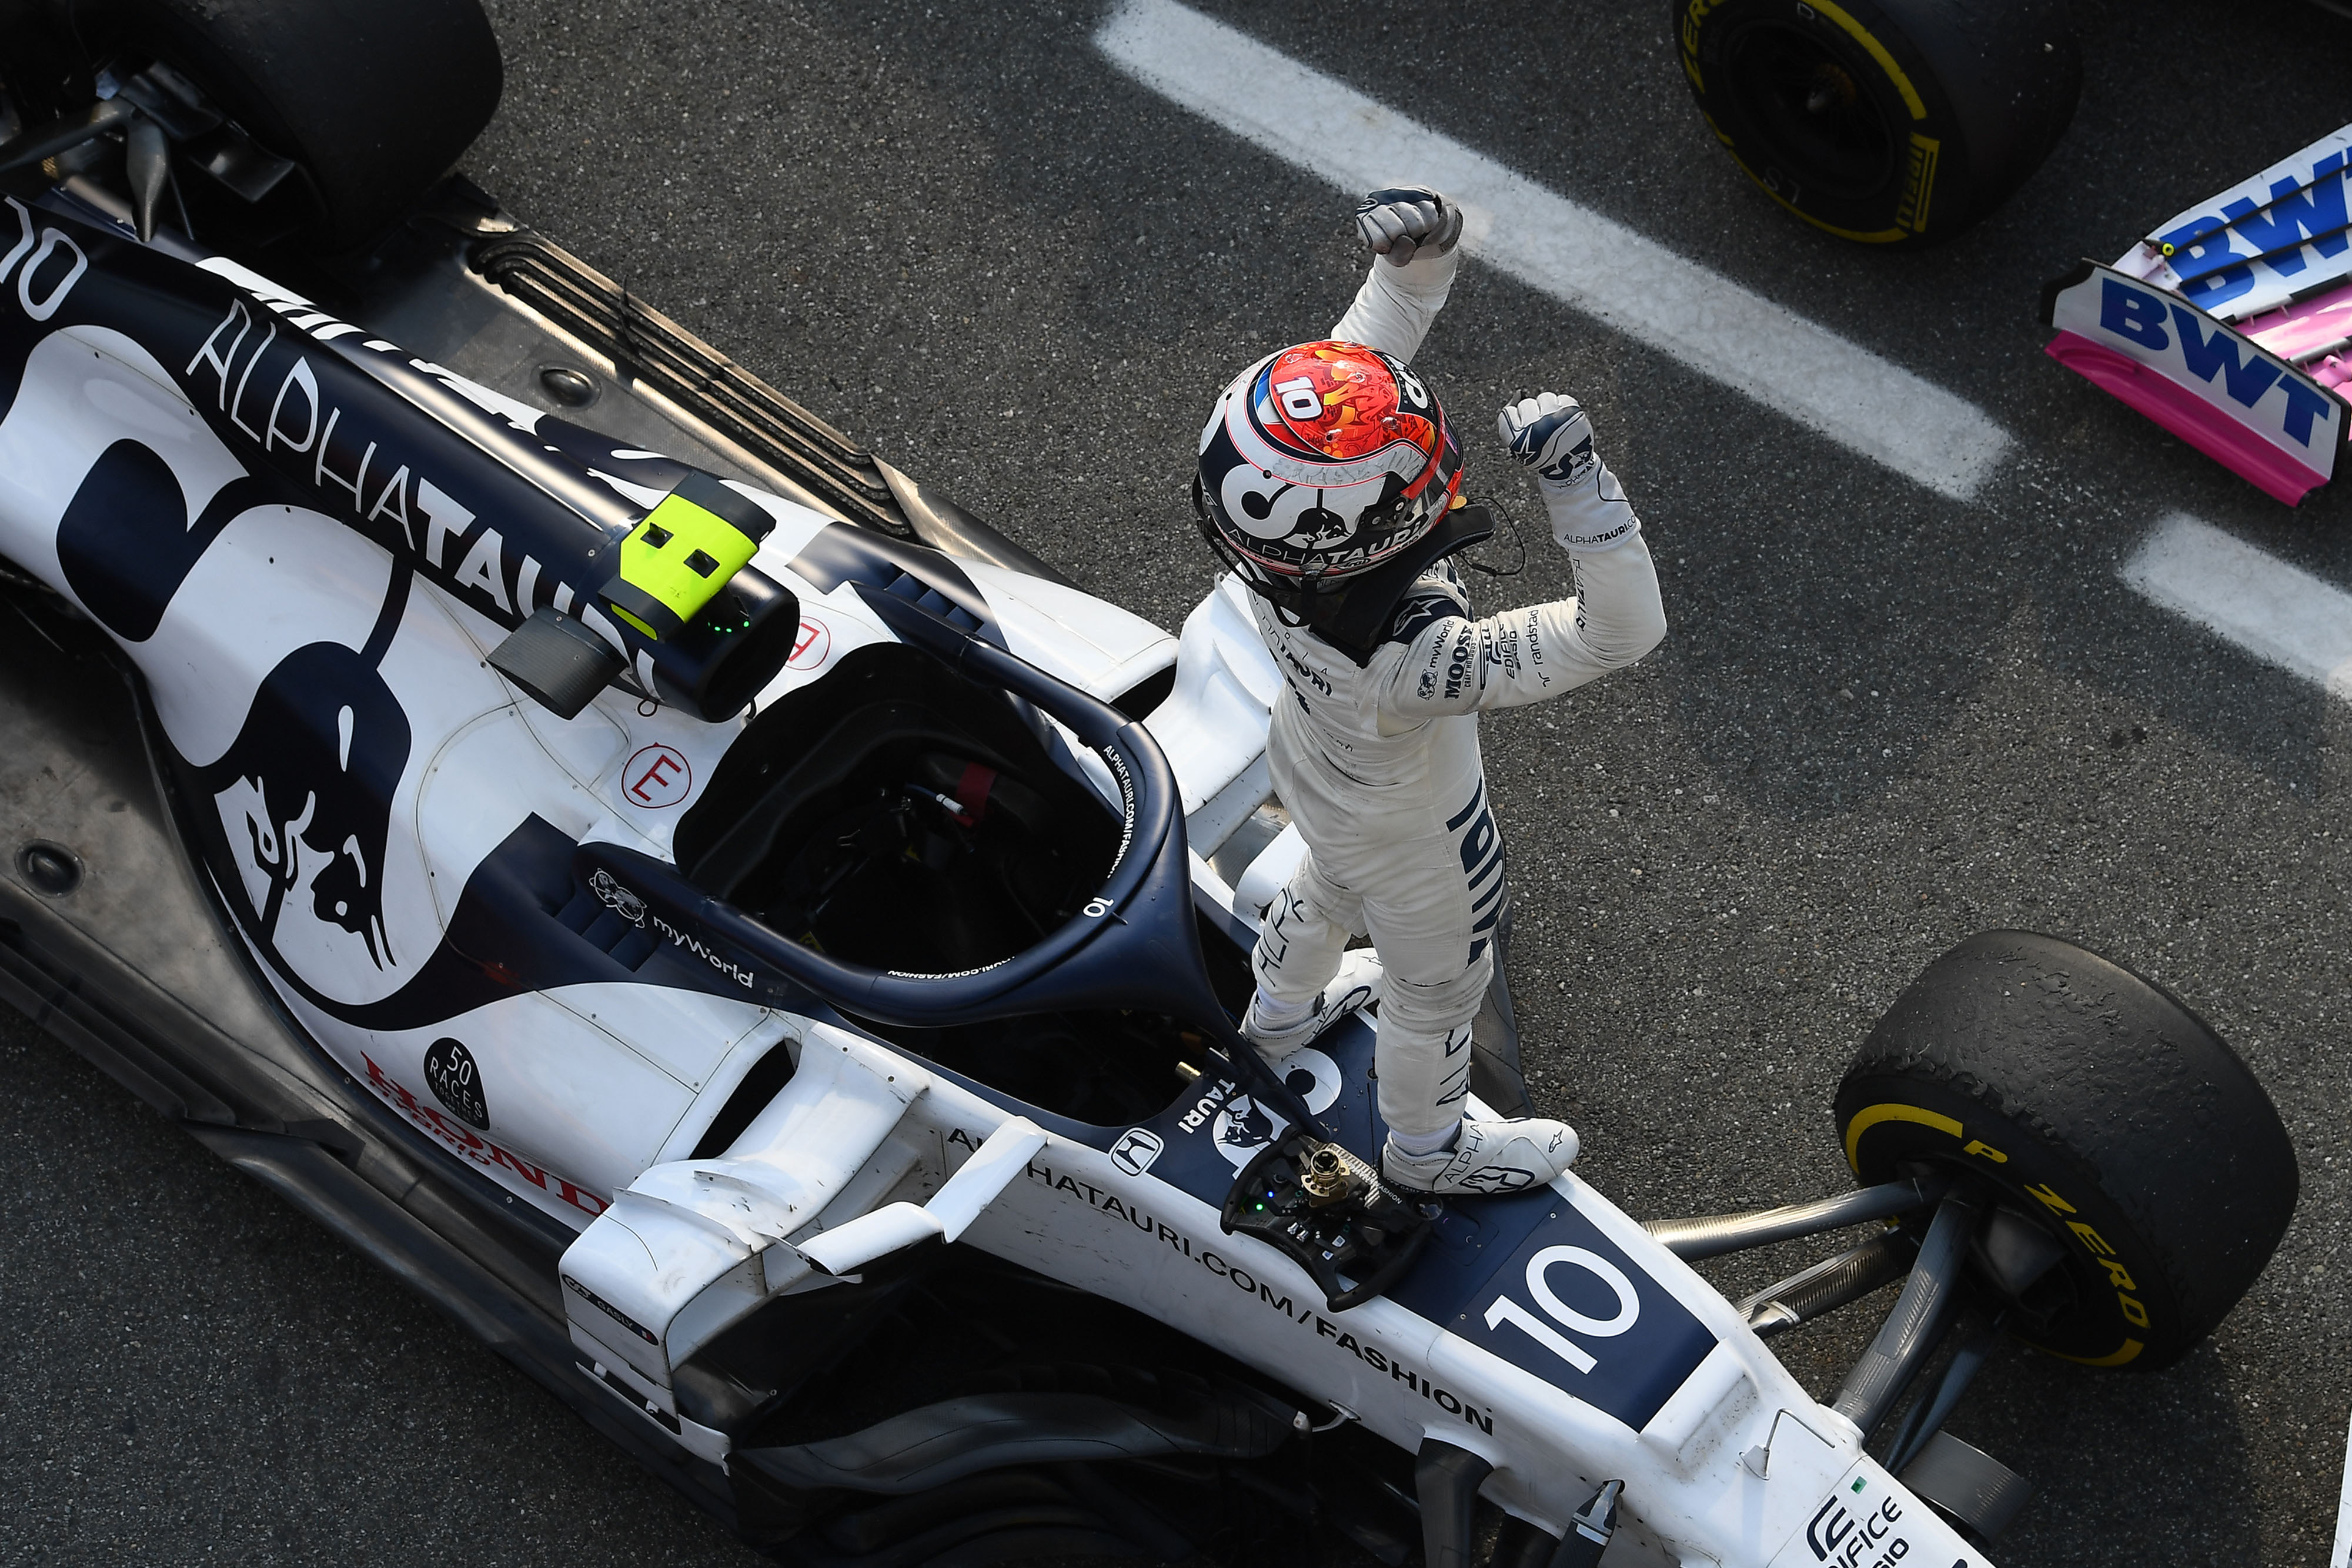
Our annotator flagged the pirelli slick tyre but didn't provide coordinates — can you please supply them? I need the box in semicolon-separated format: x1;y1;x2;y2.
1671;0;2081;246
1835;930;2297;1371
77;0;503;249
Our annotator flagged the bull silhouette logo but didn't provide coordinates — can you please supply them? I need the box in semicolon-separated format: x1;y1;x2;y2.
1214;1049;1345;1171
589;869;646;926
1217;1095;1278;1161
205;641;410;970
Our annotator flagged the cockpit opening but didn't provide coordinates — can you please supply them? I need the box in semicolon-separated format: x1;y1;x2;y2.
679;644;1121;974
672;642;1258;1126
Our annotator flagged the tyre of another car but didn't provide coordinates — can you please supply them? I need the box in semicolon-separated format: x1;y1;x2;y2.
74;0;503;250
1669;0;2080;247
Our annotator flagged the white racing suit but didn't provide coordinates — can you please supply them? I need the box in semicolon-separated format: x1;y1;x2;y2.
1249;249;1667;1146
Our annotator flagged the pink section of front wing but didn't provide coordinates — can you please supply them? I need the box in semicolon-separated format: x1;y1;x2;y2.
2045;331;2333;506
2241;278;2352;364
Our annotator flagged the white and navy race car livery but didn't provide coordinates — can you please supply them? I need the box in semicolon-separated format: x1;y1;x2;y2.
0;182;2009;1568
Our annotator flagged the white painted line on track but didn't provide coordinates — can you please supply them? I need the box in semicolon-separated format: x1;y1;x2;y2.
2121;513;2352;700
2334;1406;2352;1568
1096;0;2011;502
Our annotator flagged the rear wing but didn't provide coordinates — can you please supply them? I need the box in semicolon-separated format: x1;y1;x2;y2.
2042;121;2352;504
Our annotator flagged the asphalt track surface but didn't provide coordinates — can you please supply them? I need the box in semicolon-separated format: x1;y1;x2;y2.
4;1;2350;1563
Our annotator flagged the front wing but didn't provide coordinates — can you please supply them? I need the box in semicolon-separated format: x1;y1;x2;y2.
2042;119;2352;504
2042;260;2346;504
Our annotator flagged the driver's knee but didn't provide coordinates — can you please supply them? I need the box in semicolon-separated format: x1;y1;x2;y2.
1378;958;1490;1042
1251;888;1353;1005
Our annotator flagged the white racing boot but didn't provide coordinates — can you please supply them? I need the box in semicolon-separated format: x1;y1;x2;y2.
1382;1118;1579;1197
1240;951;1384;1066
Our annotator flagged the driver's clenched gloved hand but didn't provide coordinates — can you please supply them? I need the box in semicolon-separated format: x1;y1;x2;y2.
1499;392;1643;555
1355;186;1463;267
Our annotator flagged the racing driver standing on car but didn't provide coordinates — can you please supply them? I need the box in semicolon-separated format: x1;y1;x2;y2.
1195;187;1666;1198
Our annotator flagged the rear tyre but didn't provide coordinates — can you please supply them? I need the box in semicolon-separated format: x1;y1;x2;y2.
1671;0;2080;246
1835;930;2296;1370
76;0;503;249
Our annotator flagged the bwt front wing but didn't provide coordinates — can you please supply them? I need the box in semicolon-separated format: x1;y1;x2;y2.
2043;262;2347;507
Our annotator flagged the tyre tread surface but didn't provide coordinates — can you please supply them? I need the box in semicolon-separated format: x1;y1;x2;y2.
1836;930;2296;1368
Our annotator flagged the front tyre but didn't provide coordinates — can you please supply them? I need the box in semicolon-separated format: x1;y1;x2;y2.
1835;931;2296;1370
1670;0;2081;246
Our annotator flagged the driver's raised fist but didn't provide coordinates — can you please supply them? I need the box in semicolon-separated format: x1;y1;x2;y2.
1355;186;1462;267
1498;392;1596;488
1500;392;1641;554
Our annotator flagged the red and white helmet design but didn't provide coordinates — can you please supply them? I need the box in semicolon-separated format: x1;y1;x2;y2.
1194;339;1462;599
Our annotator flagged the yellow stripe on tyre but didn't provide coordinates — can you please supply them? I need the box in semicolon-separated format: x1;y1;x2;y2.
1843;1098;2151;1366
1802;0;1927;119
1725;150;1912;243
1842;1101;1962;1172
2045;1336;2144;1368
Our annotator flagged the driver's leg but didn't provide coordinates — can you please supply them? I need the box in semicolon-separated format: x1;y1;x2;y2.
1242;848;1378;1061
1359;815;1578;1197
1354;840;1488;1146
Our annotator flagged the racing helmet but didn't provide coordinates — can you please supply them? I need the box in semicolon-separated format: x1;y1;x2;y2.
1194;340;1463;611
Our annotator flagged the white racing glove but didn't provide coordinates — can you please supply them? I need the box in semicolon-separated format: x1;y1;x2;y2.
1499;392;1642;554
1355;185;1463;267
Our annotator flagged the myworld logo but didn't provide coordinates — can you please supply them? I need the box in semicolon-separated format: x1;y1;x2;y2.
648;910;754;988
587;868;753;987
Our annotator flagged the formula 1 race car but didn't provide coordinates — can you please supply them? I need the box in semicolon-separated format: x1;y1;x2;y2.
0;3;2301;1564
2041;120;2352;506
